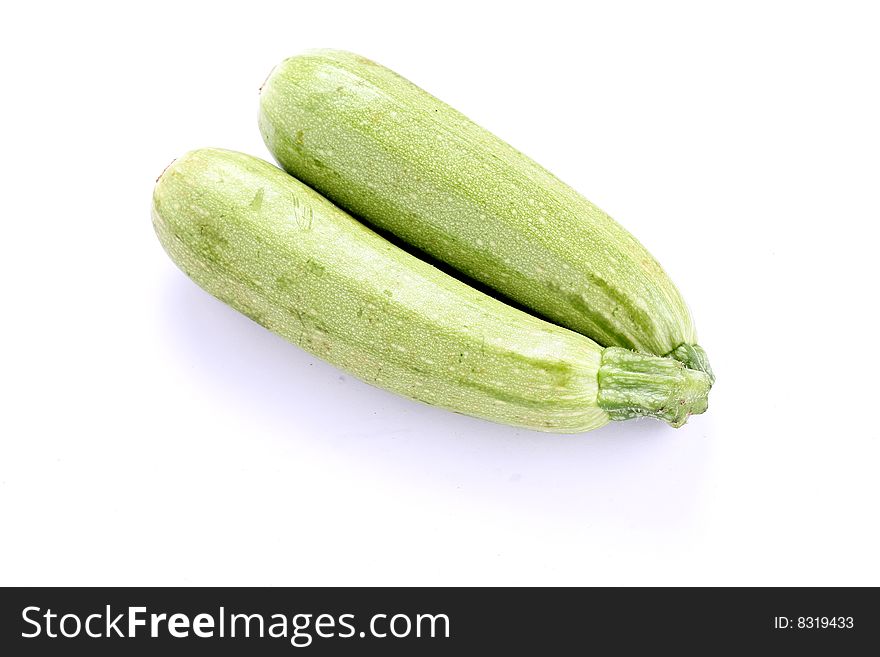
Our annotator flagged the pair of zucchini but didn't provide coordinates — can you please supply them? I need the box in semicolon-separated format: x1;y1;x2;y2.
153;50;712;433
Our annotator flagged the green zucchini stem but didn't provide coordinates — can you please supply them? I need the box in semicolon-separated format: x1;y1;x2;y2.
597;348;712;428
665;343;714;383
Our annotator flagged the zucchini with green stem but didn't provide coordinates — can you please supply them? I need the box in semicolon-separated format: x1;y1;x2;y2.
152;149;710;432
258;49;713;380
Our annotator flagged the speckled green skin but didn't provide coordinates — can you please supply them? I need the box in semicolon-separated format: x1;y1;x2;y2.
154;149;607;432
152;150;710;432
258;50;712;379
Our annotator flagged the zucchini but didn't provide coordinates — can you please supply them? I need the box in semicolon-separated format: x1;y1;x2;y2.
152;149;711;432
259;50;713;379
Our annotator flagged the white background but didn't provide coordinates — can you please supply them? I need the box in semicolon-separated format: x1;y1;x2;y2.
2;1;878;586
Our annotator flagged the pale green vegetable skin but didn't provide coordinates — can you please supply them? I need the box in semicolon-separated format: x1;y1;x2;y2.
258;50;713;378
152;149;710;432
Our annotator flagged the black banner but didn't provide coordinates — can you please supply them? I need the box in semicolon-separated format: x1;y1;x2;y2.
1;587;876;654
